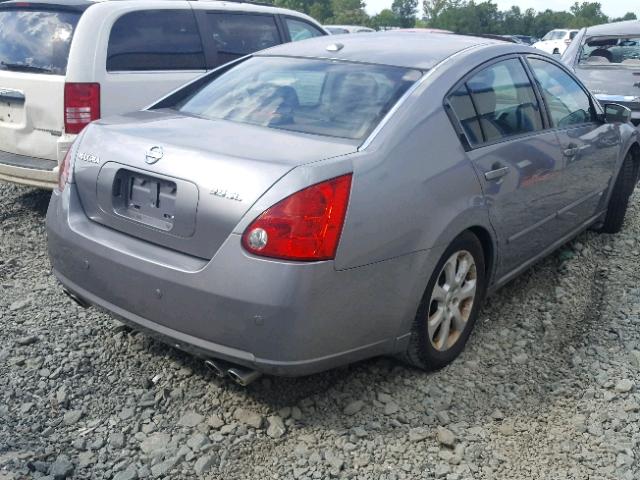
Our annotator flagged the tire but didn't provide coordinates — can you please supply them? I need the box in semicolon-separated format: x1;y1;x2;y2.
596;153;636;234
401;231;487;371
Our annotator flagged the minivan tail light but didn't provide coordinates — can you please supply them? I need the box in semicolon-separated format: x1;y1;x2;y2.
64;83;100;134
242;174;353;261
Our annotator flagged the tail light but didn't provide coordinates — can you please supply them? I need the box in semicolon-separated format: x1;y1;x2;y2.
57;147;73;192
64;83;100;134
242;174;353;261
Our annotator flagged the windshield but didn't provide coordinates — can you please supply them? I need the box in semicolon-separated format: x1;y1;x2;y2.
543;30;567;41
176;56;422;140
579;36;640;66
0;9;80;75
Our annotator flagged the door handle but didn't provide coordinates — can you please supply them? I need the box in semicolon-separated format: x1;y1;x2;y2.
563;144;579;157
484;165;510;181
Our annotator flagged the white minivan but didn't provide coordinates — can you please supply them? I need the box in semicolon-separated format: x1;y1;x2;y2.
532;29;579;56
0;0;326;188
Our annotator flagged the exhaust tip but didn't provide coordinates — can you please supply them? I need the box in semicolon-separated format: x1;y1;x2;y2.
204;359;228;378
227;367;262;387
63;288;90;309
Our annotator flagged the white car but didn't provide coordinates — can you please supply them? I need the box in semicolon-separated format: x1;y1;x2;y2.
0;0;326;189
533;29;579;55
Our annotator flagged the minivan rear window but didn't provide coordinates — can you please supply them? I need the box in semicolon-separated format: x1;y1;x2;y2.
0;9;80;75
175;56;421;140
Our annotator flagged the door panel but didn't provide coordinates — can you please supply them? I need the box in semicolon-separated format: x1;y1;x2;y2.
527;57;619;228
468;133;566;277
447;57;566;277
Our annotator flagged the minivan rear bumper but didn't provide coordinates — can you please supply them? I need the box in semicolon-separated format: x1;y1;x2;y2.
0;150;58;189
47;185;426;376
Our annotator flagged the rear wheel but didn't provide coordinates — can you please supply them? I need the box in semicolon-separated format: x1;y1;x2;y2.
596;153;636;234
402;232;486;371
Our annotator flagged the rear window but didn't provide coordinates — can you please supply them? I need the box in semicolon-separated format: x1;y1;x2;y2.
206;13;281;56
107;10;205;72
579;36;640;66
0;9;80;75
175;57;421;140
543;30;567;41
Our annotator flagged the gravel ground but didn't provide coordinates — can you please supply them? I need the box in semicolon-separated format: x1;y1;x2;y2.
1;181;639;480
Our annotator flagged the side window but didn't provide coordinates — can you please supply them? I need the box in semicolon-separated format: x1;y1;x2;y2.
107;10;205;72
285;18;324;42
206;13;280;65
453;58;543;145
447;85;483;146
528;58;594;128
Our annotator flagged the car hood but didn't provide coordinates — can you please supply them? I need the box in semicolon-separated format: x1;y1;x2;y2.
72;110;358;259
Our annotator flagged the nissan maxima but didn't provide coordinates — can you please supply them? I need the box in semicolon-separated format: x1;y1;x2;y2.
47;32;640;385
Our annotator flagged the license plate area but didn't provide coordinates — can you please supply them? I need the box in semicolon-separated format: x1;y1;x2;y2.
112;170;177;232
0;100;25;125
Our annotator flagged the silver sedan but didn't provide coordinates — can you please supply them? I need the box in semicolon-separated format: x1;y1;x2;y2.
47;32;640;384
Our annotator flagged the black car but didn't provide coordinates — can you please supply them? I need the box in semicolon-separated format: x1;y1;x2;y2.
562;20;640;125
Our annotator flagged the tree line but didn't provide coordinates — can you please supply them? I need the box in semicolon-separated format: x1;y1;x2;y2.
263;0;637;37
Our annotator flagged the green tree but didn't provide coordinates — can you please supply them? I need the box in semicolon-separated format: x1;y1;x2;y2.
612;12;637;22
423;0;450;24
569;2;608;28
329;0;368;25
370;8;399;29
392;0;418;27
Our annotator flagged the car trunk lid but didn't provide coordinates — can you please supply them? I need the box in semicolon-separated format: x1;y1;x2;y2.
73;110;358;259
576;66;640;120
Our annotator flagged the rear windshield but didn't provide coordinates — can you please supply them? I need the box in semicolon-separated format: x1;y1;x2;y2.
176;57;422;140
543;30;567;41
579;36;640;66
0;9;80;75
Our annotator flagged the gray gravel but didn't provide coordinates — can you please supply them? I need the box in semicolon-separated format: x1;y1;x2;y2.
1;181;639;480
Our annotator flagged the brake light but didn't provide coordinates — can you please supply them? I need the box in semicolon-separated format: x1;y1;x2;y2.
57;148;73;192
64;83;100;134
242;174;353;261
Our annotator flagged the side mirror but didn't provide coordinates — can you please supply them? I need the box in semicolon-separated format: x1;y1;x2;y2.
603;103;632;123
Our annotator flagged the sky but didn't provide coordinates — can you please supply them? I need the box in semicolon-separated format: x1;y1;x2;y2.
365;0;640;18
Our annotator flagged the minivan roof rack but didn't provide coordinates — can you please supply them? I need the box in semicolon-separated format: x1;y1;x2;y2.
193;0;276;7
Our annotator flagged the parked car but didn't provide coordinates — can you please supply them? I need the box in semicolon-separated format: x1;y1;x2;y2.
533;29;579;55
501;35;525;44
324;25;374;34
562;20;640;126
47;32;639;384
0;0;326;189
513;34;538;45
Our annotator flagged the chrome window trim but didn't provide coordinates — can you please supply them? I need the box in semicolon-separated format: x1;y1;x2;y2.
358;43;488;151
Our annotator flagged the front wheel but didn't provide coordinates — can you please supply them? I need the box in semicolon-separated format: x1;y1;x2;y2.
596;153;636;234
401;231;486;371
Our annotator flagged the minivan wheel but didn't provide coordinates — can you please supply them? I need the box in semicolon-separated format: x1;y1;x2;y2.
595;153;636;234
401;232;486;371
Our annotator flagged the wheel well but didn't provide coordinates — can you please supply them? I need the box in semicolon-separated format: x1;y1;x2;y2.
467;226;494;278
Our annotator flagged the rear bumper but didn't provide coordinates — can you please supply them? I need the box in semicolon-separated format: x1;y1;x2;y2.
46;185;428;376
0;151;57;189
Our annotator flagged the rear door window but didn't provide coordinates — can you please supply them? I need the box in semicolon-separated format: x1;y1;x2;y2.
528;58;595;127
451;58;544;145
0;9;81;75
205;12;281;65
284;18;325;42
107;10;205;72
